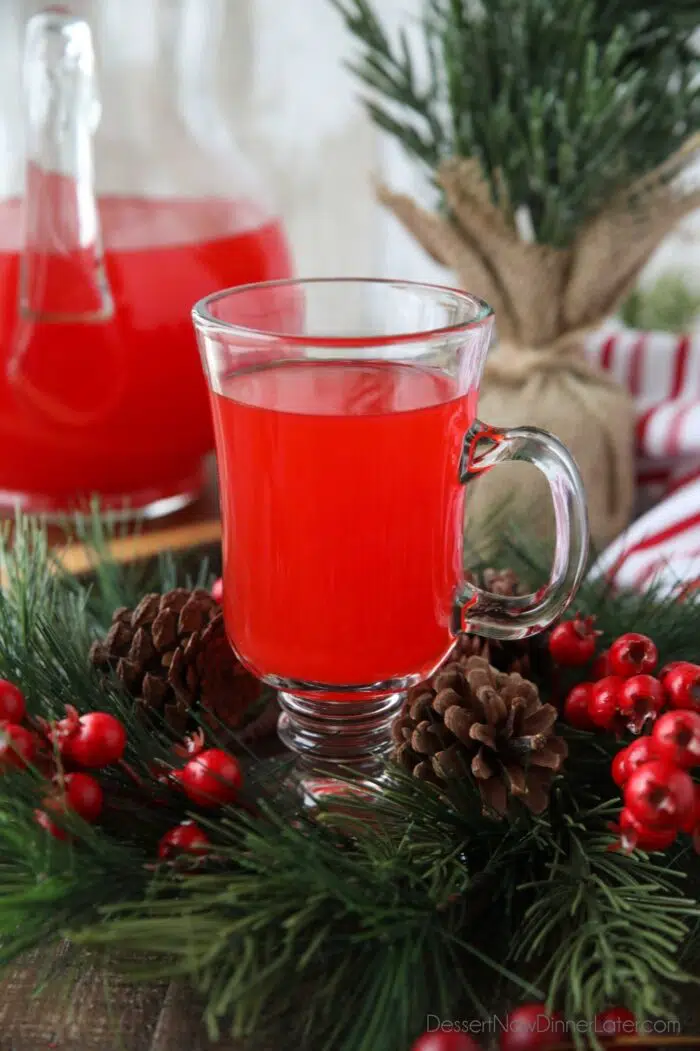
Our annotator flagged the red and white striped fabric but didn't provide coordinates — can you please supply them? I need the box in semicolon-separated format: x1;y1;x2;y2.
585;323;700;594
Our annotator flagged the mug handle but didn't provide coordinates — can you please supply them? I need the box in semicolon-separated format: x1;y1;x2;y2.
454;420;589;640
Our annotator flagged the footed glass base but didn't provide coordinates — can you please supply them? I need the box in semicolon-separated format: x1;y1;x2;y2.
0;462;206;522
277;691;404;805
277;691;404;761
282;755;394;808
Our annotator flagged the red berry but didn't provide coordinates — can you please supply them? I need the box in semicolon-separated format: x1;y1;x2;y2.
563;683;595;730
548;615;598;667
618;808;677;852
62;712;126;768
591;649;611;680
211;578;224;605
158;820;211;860
608;633;658;678
60;772;103;822
680;783;700;835
500;1002;561;1051
612;737;658;787
662;662;700;712
653;709;700;769
659;661;692;684
617;674;665;733
181;748;242;807
594;1006;637;1041
624;760;695;829
589;677;625;730
611;750;627;788
34;808;71;841
0;681;26;724
0;722;36;769
411;1032;481;1051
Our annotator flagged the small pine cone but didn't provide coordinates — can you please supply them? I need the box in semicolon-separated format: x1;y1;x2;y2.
481;568;522;595
456;568;552;680
89;587;263;741
391;655;566;816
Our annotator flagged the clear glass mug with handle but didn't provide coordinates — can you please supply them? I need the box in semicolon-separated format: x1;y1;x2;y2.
193;279;588;788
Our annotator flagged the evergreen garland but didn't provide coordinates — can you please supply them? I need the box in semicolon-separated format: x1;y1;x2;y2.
331;0;700;247
0;516;699;1049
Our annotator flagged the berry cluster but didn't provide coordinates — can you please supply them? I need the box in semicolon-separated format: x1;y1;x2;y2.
612;710;700;852
155;732;243;860
550;622;700;854
410;1002;641;1051
39;707;127;838
0;680;39;770
557;626;700;736
0;681;126;839
0;677;242;859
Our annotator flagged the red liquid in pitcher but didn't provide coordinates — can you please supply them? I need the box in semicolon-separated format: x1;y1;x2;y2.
211;360;475;688
0;197;291;509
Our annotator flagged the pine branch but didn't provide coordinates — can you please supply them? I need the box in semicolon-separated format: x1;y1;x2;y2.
73;798;527;1051
0;773;151;963
514;805;700;1046
333;0;446;170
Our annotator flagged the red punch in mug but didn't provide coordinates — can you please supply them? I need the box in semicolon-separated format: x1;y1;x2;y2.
193;279;588;783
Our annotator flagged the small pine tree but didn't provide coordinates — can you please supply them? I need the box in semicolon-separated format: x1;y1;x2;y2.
332;0;700;247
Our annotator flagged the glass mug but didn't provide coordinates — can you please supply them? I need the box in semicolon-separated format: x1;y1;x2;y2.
193;278;588;780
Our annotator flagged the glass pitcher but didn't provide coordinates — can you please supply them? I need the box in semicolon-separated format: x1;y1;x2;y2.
0;1;293;516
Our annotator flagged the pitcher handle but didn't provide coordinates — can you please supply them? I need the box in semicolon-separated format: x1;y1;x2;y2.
455;420;589;640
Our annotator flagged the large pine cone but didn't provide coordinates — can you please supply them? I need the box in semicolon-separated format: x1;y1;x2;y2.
89;588;262;737
392;655;566;815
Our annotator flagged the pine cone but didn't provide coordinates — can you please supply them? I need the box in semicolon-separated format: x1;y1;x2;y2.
89;588;262;738
462;568;552;679
392;656;566;815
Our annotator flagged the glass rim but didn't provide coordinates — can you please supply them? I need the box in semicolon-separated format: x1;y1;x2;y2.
191;277;494;349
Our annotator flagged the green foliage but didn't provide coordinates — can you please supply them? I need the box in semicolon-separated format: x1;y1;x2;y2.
620;272;700;332
0;515;699;1048
515;794;699;1026
332;0;700;247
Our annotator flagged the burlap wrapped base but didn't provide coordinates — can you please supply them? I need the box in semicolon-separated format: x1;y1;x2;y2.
379;136;700;550
472;339;636;554
0;945;697;1050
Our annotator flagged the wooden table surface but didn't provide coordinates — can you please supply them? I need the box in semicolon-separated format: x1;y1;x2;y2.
0;945;277;1051
46;456;223;576
2;943;697;1051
